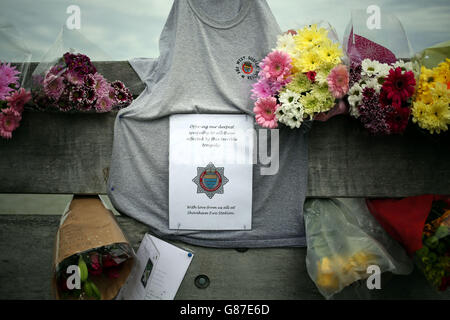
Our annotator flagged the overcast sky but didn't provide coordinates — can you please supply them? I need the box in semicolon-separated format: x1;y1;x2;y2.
0;0;449;61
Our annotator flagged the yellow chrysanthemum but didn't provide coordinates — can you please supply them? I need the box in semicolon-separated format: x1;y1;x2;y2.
413;100;450;134
434;62;450;84
294;24;329;50
296;50;322;72
317;41;343;65
431;82;450;103
412;101;429;123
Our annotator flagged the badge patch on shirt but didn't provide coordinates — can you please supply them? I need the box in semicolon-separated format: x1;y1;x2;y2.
192;162;229;199
235;55;259;80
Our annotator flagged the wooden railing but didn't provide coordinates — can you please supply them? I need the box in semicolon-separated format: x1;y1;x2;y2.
1;61;449;300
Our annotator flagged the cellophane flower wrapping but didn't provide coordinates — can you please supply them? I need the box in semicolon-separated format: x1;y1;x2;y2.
367;195;450;291
304;198;413;299
251;22;349;129
55;243;134;300
53;196;135;300
414;199;450;291
31;26;132;113
0;23;32;139
411;41;450;135
343;10;420;135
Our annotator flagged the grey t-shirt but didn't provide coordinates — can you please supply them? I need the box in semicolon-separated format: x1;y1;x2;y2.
107;0;310;248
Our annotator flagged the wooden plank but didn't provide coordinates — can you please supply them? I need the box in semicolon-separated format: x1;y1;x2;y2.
1;111;449;196
1;61;449;196
1;214;449;300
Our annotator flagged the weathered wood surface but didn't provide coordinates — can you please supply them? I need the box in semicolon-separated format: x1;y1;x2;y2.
1;111;449;197
1;214;449;300
1;61;449;196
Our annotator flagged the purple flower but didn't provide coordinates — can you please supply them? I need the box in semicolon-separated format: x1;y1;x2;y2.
63;52;96;75
66;69;85;86
85;87;97;104
43;73;65;101
358;91;392;135
69;85;86;104
111;81;133;105
93;73;110;97
251;78;284;100
95;95;113;113
349;62;362;88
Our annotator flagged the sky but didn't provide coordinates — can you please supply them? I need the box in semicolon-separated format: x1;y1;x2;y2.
0;0;449;61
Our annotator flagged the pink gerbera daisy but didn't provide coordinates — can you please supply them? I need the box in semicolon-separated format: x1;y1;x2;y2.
260;50;292;82
6;87;31;115
381;67;416;108
0;108;21;139
253;96;279;128
327;64;349;98
0;62;20;100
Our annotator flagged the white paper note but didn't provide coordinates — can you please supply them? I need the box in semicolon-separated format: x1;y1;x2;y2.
117;234;194;300
169;114;254;230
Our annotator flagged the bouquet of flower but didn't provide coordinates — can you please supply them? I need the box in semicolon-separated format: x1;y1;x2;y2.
32;52;133;113
343;11;422;135
304;198;413;299
0;62;31;139
415;200;450;291
251;23;349;129
56;243;133;300
52;196;135;300
367;195;450;291
412;57;450;135
346;56;418;135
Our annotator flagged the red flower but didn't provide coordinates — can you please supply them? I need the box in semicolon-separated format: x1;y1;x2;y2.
385;105;411;134
306;71;316;83
102;254;119;268
88;252;103;276
381;67;416;108
439;276;450;291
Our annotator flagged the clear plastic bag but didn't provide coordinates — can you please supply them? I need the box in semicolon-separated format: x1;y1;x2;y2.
0;23;32;87
31;25;132;113
304;198;413;299
343;9;413;64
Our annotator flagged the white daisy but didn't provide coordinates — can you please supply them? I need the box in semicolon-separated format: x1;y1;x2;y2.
348;83;363;97
348;96;361;118
362;77;381;93
392;59;413;72
275;33;296;55
279;89;301;107
361;58;381;77
278;103;304;128
376;63;391;78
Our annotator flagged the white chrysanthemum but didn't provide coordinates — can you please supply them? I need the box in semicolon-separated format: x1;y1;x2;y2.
279;89;301;107
277;102;304;129
392;59;413;72
348;83;362;118
376;63;391;78
361;59;381;77
275;33;296;55
362;77;381;93
348;96;361;118
349;83;362;97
